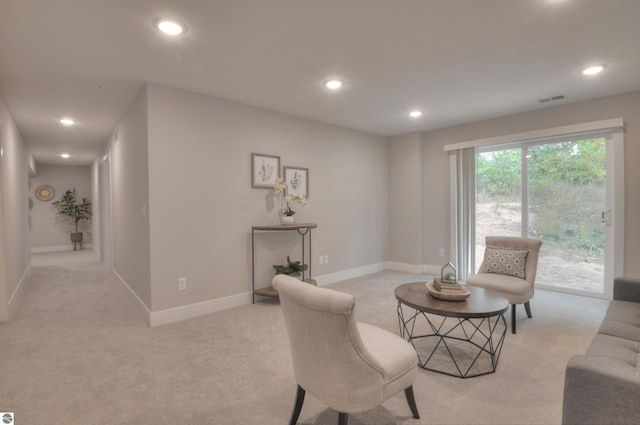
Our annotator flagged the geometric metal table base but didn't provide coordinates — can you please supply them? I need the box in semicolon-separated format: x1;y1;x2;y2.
397;303;507;378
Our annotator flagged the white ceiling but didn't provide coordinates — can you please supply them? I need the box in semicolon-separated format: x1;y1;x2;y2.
1;0;639;166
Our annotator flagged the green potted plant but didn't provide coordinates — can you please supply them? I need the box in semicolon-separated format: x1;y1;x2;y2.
273;256;308;277
52;188;92;251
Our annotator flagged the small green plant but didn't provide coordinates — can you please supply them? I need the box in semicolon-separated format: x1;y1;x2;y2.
52;188;92;233
273;256;308;277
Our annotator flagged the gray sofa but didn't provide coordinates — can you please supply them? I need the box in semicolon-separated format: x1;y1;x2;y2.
563;277;640;425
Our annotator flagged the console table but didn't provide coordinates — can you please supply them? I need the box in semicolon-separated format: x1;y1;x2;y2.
251;223;317;303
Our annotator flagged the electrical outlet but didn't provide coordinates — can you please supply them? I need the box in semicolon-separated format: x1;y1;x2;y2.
178;278;187;291
323;255;329;264
319;255;324;265
439;248;445;257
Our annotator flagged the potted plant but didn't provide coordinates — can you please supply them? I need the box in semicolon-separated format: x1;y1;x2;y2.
273;256;308;277
52;188;92;251
274;178;306;225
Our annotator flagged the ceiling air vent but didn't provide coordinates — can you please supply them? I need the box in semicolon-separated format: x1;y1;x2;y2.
538;95;567;103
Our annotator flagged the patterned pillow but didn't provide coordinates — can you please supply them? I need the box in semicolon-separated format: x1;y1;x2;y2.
480;248;528;279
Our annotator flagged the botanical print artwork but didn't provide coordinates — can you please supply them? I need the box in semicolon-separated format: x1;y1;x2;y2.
251;153;280;189
283;166;308;198
289;171;302;191
259;159;274;182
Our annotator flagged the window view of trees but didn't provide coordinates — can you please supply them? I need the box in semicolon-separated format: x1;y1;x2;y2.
476;138;606;292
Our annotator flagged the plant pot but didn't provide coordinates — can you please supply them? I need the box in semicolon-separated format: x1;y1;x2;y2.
70;232;84;251
281;216;295;225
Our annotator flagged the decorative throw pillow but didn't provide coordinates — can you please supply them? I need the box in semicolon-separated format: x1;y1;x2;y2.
480;248;528;279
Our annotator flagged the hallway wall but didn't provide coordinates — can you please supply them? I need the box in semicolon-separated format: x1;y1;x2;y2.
0;95;32;321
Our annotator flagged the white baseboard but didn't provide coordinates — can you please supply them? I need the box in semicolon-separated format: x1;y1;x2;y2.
147;262;385;326
113;270;151;326
386;261;440;276
314;262;387;286
422;264;441;275
113;269;252;327
32;244;93;253
8;265;31;319
386;261;423;274
150;292;252;327
113;260;435;327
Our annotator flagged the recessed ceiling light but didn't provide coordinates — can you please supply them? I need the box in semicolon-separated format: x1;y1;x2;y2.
61;153;70;159
324;80;344;90
154;18;186;36
60;118;75;126
408;111;423;118
582;65;607;76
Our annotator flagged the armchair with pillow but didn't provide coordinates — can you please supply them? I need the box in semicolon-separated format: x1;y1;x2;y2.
466;236;542;334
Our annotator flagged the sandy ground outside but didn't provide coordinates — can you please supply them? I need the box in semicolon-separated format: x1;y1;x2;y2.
475;201;604;293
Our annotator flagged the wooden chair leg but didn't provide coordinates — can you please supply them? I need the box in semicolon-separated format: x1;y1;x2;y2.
289;385;306;425
404;385;420;419
338;412;348;425
511;304;517;334
524;301;532;318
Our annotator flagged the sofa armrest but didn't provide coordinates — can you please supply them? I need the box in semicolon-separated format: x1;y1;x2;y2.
563;355;640;425
613;277;640;302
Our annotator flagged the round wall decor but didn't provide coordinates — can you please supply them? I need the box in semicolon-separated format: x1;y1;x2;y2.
35;185;55;201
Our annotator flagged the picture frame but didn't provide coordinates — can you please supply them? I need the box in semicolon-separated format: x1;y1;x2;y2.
283;166;309;198
251;153;280;188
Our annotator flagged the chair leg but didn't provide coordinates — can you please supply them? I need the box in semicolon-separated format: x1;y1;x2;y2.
404;385;420;419
511;304;517;334
289;385;306;425
524;301;533;318
338;412;348;425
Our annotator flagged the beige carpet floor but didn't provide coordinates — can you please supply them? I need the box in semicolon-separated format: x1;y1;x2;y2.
0;251;608;425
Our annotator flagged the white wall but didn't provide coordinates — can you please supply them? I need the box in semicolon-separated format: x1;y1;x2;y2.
29;164;92;251
388;132;423;269
387;91;640;278
106;86;152;311
91;158;101;257
146;83;389;314
0;95;32;321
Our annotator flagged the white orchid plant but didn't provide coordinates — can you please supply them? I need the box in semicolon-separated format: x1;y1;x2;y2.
274;177;306;216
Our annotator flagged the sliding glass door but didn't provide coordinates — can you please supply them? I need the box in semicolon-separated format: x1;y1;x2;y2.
475;138;607;295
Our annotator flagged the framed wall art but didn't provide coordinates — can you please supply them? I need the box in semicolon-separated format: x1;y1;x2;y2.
283;166;309;198
251;153;280;189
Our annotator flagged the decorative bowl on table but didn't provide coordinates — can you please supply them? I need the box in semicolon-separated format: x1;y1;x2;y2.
425;280;471;301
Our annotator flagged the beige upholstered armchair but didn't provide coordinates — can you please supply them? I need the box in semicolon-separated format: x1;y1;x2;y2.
466;236;542;334
273;274;420;425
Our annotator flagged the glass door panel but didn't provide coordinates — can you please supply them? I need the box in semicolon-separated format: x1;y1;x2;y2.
475;138;606;294
527;139;606;293
475;148;522;273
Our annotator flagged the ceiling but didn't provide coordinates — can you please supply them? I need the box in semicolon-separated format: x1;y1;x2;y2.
1;0;639;166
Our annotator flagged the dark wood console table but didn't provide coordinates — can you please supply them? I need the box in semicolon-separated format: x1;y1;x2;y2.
251;223;317;303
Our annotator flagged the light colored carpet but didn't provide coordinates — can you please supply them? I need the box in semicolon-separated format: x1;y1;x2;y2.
0;251;608;425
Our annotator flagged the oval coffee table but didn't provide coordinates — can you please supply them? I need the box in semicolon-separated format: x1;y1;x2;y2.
395;282;509;378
